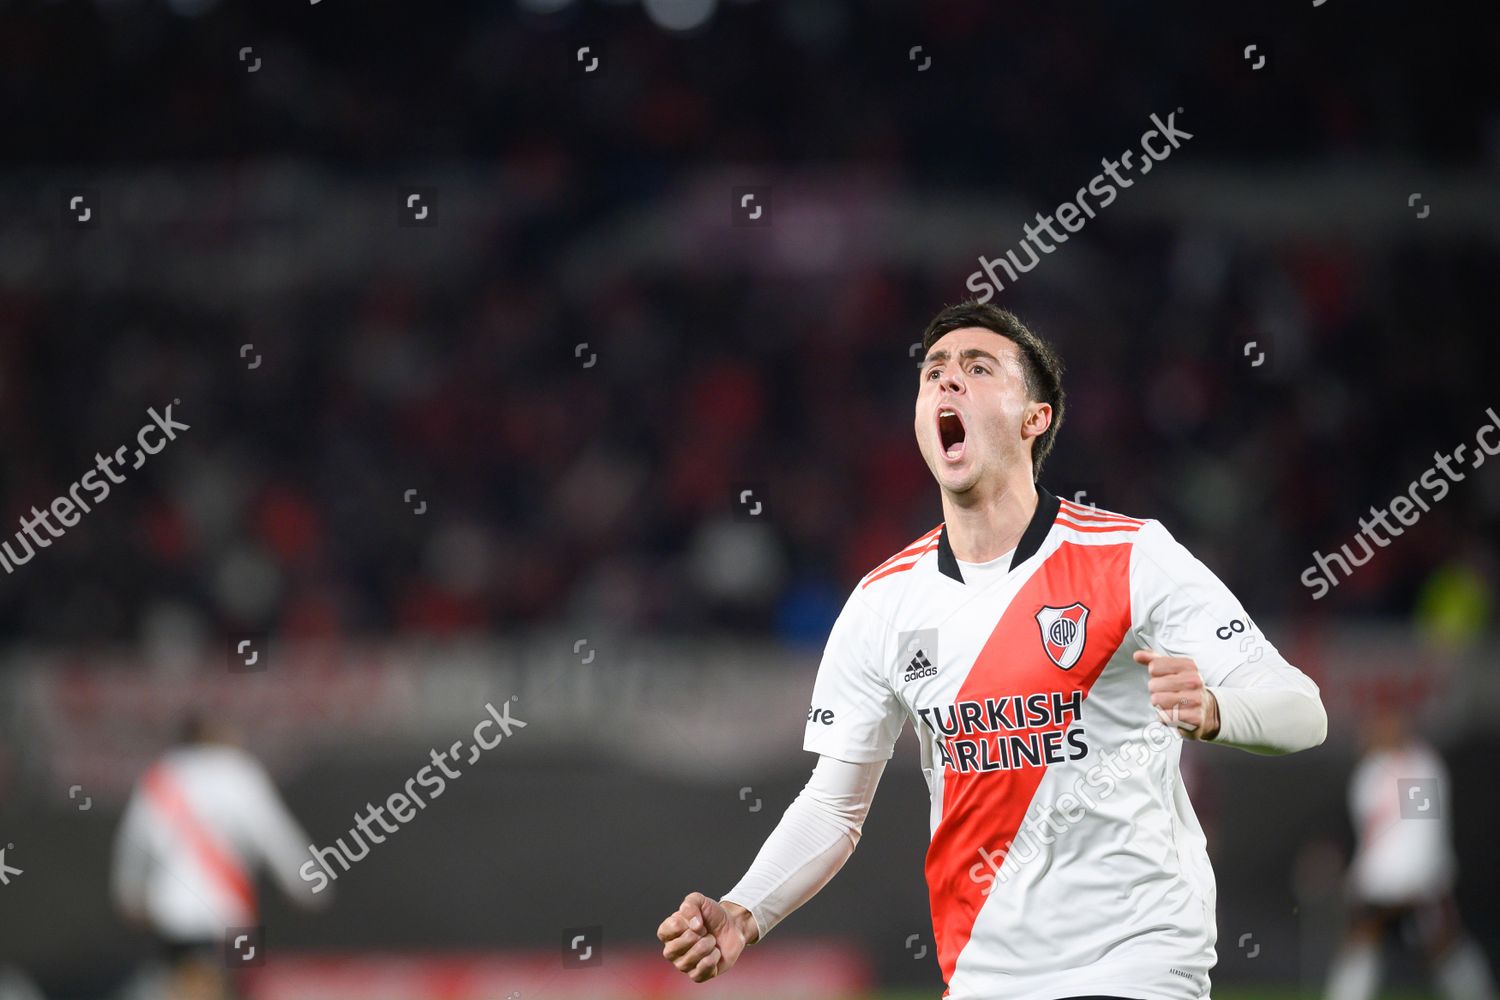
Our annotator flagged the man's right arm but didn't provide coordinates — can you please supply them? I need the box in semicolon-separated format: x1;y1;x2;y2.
658;753;886;982
658;584;901;982
720;753;886;941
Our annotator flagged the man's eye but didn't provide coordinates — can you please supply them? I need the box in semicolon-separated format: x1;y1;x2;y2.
970;364;988;375
926;367;941;379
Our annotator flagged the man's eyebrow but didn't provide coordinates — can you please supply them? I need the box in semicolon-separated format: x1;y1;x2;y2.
922;347;1001;366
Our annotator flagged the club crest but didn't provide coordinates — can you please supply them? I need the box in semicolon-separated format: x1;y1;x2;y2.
1035;602;1090;670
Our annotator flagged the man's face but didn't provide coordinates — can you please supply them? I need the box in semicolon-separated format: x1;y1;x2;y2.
914;327;1050;496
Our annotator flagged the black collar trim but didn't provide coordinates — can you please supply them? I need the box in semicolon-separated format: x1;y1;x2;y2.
936;486;1060;584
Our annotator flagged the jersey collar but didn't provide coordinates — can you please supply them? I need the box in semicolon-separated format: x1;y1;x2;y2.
936;485;1060;585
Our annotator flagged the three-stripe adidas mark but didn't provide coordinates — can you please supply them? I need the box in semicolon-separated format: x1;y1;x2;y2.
904;648;937;682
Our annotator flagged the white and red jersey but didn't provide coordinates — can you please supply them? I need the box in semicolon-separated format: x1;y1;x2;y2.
111;744;315;942
802;488;1321;1000
1347;741;1455;904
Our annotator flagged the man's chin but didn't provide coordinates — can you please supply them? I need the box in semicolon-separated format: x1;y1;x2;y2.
922;444;979;491
934;464;978;494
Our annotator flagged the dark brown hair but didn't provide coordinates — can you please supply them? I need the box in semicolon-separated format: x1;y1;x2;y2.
919;301;1066;479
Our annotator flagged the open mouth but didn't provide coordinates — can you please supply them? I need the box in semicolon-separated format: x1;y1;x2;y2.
938;407;966;461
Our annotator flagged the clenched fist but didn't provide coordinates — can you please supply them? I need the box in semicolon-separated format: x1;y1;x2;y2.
656;892;757;983
1133;649;1220;740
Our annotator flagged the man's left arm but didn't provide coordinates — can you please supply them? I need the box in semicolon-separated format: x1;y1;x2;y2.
1130;519;1328;755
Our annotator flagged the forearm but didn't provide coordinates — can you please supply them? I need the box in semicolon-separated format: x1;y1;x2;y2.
110;803;150;915
720;798;859;942
263;817;323;903
1205;673;1327;754
110;848;148;915
720;755;884;942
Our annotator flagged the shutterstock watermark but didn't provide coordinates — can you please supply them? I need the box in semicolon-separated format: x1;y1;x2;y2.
968;719;1178;894
299;699;526;892
965;109;1194;303
0;402;190;574
1301;406;1500;600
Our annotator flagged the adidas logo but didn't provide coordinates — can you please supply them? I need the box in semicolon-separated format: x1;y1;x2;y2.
903;649;937;682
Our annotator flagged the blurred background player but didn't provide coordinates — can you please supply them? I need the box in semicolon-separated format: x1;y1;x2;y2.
1324;707;1496;1000
109;714;329;1000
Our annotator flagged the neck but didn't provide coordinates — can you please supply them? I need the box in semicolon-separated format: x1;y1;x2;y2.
941;469;1038;563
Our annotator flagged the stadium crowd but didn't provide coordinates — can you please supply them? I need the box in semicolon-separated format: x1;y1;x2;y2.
0;0;1495;648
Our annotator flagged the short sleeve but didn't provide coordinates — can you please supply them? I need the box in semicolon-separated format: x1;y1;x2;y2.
1129;519;1286;687
802;588;906;764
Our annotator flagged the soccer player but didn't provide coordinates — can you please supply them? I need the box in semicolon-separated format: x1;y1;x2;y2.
657;301;1328;999
111;714;328;1000
1323;707;1496;1000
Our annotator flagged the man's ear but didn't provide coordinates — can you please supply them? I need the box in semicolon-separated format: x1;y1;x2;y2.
1022;402;1052;442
